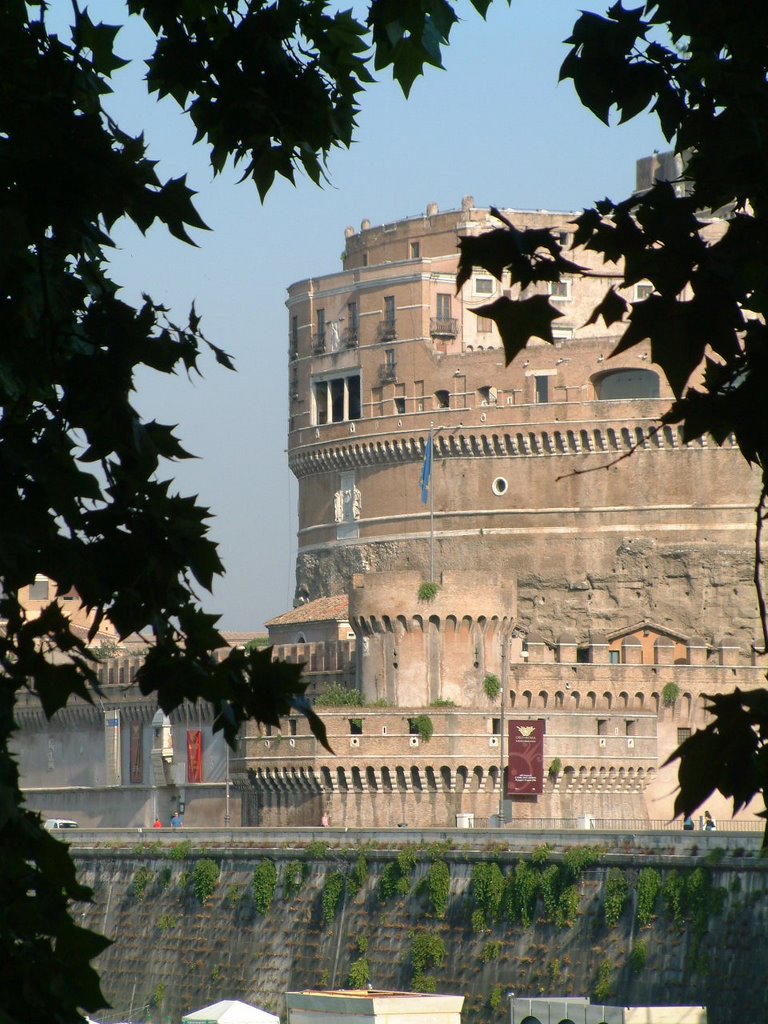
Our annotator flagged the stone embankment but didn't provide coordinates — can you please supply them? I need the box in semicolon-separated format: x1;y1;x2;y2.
72;830;768;1024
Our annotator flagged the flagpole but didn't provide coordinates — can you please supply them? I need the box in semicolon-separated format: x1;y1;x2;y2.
429;427;435;583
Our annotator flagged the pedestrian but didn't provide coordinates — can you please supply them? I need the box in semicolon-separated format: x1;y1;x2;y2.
170;812;182;828
153;817;162;829
321;812;329;828
683;816;694;831
703;810;716;831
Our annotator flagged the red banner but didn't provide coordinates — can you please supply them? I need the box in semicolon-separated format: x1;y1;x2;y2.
507;719;545;794
186;730;202;783
129;723;143;784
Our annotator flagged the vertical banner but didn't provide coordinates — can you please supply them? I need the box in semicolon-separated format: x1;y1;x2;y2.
186;730;202;783
507;719;545;794
129;722;143;784
104;709;121;786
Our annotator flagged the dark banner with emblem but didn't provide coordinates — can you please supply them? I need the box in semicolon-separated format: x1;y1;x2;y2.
507;719;545;794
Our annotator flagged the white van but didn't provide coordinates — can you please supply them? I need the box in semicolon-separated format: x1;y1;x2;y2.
43;819;79;830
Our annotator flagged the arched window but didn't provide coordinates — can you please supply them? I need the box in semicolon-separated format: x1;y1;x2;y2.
435;389;450;409
478;385;497;406
594;368;660;400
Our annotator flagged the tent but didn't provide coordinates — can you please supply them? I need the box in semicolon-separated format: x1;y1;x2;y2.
182;999;280;1024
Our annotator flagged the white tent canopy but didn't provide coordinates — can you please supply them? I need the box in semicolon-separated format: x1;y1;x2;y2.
182;999;280;1024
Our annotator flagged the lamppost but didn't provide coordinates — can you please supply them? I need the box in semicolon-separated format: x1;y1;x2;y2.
498;633;508;827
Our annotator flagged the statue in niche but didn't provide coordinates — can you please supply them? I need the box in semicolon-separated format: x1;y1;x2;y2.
334;486;362;523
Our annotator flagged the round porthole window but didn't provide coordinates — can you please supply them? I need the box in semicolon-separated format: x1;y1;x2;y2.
492;477;508;496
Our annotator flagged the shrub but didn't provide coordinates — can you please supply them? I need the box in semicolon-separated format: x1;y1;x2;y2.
157;913;177;932
539;863;561;921
604;868;629;928
159;867;172;890
629;940;647;973
430;697;456;707
151;983;165;1007
530;843;551;864
489;985;504;1013
564;846;603;879
426;860;450;919
593;959;613;1002
557;884;581;927
348;958;369;989
252;859;277;915
662;681;681;707
169;840;192;861
412;973;437;993
315;683;364;707
663;870;685;927
409;714;434;742
471;908;487;933
356;935;368;955
472;861;505;922
504;859;538;926
192;859;220;905
481;940;501;963
410;930;446;974
482;674;501;700
304;840;328;859
347;854;368;898
322;872;345;925
132;867;153;901
417;581;439;602
636;868;661;927
548;757;562;778
225;884;243;907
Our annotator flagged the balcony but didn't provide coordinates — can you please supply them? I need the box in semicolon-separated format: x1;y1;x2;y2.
312;332;326;354
378;362;397;384
377;320;397;343
342;327;359;349
430;316;458;338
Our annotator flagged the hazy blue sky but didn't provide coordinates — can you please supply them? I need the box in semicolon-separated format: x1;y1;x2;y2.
100;1;665;630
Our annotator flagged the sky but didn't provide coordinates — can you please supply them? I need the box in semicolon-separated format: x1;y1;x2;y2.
97;1;666;631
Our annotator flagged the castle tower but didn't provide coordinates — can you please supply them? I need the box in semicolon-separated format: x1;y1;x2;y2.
287;202;760;646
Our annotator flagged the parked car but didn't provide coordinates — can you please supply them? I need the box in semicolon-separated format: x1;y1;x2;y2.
43;818;79;830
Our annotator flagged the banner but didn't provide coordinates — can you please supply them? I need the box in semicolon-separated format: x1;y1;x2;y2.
129;722;143;784
419;430;432;504
507;719;545;794
186;730;202;783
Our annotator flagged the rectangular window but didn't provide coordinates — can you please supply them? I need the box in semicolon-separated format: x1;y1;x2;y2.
394;397;406;414
316;308;326;341
475;277;494;294
625;720;636;736
313;375;361;424
436;293;452;320
609;649;620;665
410;241;420;259
597;719;608;737
348;375;361;419
349;718;363;735
347;301;358;336
313;381;328;423
634;282;653;301
534;375;549;404
548;279;571;300
330;378;345;422
476;316;493;333
576;647;590;663
384;295;395;323
677;727;692;745
492;718;501;736
385;348;396;370
290;315;299;354
28;577;49;601
289;719;297;736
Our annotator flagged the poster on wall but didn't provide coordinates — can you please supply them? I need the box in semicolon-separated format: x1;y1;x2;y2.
507;719;545;794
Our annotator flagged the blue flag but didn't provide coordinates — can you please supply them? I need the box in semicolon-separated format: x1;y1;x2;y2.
419;430;432;504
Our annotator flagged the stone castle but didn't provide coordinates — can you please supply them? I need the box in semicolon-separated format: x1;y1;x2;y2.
16;167;767;833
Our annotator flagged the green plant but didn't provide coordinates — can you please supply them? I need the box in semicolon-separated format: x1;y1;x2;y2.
318;969;329;989
408;714;434;742
662;681;681;707
482;673;501;700
557;884;581;927
347;957;369;989
159;867;172;890
252;859;278;915
564;846;603;878
322;872;345;925
503;859;538;926
549;958;562;986
132;867;153;901
169;840;193;861
417;581;439;602
305;840;328;859
471;908;487;933
472;861;505;922
347;853;368;898
426;859;450;919
192;859;220;905
593;959;613;1003
481;940;501;963
530;844;551;864
412;973;437;993
539;863;561;921
636;868;661;927
629;940;647;974
225;883;243;907
210;964;222;982
548;757;562;777
663;870;685;928
315;683;364;707
489;985;504;1013
430;697;456;707
356;934;368;955
177;870;189;889
151;983;165;1007
604;867;629;928
410;930;446;974
157;913;177;932
283;859;308;900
